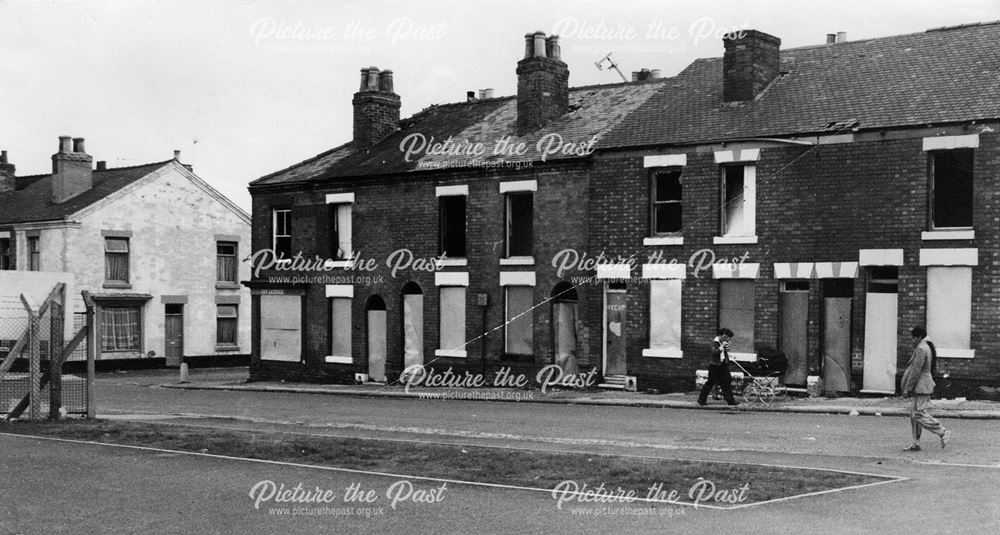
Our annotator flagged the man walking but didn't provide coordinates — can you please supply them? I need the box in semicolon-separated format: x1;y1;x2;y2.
698;328;738;406
901;326;951;451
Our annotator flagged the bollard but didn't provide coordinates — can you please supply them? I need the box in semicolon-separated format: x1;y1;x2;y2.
179;362;189;383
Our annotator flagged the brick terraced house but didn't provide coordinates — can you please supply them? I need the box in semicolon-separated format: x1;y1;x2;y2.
0;138;251;366
247;23;1000;396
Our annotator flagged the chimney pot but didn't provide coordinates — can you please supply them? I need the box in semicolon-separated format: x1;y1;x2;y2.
96;161;107;171
366;67;381;91
826;33;837;44
533;31;547;58
359;68;370;91
72;137;86;154
173;150;181;161
467;91;477;102
546;35;561;60
836;31;847;43
523;33;534;59
380;70;394;92
650;69;662;79
59;136;72;154
483;88;494;99
0;150;6;164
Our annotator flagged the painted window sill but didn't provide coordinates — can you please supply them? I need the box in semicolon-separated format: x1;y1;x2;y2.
643;236;684;246
500;257;535;266
936;349;975;359
642;348;683;358
713;236;758;245
215;282;241;290
921;230;974;241
103;282;132;289
325;355;353;364
215;345;241;352
434;349;468;358
436;258;468;267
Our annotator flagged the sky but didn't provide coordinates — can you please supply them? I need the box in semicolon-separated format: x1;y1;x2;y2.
1;0;998;211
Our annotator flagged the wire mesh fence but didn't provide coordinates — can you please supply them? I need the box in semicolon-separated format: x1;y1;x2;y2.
0;287;92;419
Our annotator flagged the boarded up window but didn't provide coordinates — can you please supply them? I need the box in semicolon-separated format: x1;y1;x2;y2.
652;169;683;234
506;192;533;257
330;297;352;359
261;294;301;361
505;286;533;355
330;204;352;260
439;287;466;352
927;267;972;353
649;280;682;352
931;149;973;229
439;196;466;258
719;280;754;354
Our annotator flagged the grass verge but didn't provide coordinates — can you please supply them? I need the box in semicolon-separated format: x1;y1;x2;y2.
1;419;892;507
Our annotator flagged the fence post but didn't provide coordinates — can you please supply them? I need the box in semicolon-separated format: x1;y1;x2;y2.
21;296;41;421
84;291;96;419
49;284;65;419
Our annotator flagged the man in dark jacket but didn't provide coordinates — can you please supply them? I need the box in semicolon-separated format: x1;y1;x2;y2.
901;326;951;451
698;328;738;406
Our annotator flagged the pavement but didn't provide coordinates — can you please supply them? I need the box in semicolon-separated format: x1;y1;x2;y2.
121;366;1000;420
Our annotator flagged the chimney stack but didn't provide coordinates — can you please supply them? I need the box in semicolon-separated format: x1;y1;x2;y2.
0;150;15;193
722;29;782;103
352;65;401;149
51;135;93;203
516;31;569;135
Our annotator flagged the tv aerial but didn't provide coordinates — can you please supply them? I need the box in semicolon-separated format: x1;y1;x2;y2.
595;52;628;83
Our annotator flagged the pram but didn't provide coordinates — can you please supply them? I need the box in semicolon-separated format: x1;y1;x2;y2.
729;352;788;404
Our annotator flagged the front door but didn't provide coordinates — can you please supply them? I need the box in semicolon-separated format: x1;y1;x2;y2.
402;288;424;370
553;300;579;376
822;279;853;393
165;304;183;367
368;308;387;382
780;282;809;385
603;284;627;376
863;267;898;393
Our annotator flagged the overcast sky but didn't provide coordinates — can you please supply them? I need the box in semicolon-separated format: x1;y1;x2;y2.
1;0;997;211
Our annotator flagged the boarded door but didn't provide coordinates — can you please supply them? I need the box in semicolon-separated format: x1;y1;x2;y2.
780;282;809;385
261;294;302;361
604;285;627;375
553;301;578;375
822;279;853;393
402;291;423;369
165;304;183;367
863;268;898;393
368;309;387;382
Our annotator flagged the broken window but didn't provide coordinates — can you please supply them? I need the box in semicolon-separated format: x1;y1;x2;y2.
721;165;756;237
505;192;533;258
651;168;683;234
930;149;973;229
272;209;292;259
504;286;533;355
867;266;898;294
718;280;754;355
104;237;130;283
438;286;466;355
330;204;352;260
439;195;467;258
216;305;238;346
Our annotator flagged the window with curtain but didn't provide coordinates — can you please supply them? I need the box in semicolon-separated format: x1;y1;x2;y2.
217;305;238;345
329;204;352;260
101;306;141;351
104;237;129;283
217;242;237;282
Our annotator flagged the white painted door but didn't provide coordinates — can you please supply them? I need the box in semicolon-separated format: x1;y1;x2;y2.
863;293;897;393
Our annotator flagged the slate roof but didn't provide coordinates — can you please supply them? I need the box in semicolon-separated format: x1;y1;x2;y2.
0;161;171;225
252;21;1000;188
251;79;668;187
602;21;1000;148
